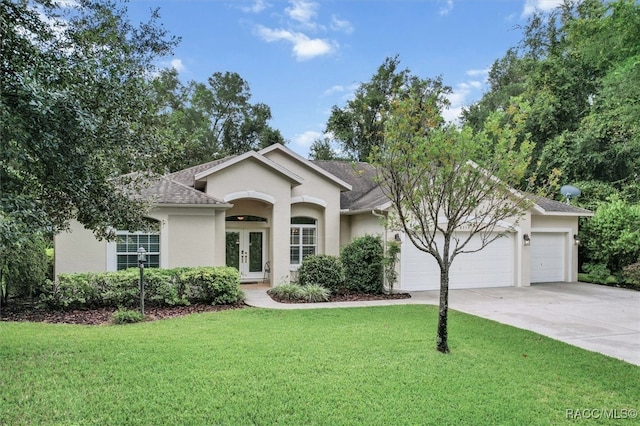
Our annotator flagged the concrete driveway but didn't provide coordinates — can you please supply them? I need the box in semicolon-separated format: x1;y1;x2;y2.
426;282;640;366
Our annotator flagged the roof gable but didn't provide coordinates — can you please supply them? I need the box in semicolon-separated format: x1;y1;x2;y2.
260;144;352;191
193;151;304;186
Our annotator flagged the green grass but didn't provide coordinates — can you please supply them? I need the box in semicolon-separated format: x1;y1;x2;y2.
1;306;638;425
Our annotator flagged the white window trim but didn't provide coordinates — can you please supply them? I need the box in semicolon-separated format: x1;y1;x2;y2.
290;220;317;269
107;231;161;271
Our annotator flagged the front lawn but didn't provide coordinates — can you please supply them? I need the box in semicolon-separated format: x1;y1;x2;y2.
1;305;638;425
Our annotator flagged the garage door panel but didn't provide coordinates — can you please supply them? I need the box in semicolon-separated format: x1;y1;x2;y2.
401;233;514;291
530;233;565;283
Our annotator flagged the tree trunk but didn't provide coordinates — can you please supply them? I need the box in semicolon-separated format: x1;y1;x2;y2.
436;267;450;353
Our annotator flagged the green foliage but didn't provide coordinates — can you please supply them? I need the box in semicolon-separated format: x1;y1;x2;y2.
1;0;178;250
582;263;612;283
326;55;451;161
582;197;640;274
0;233;49;304
382;240;401;293
111;308;144;325
341;235;384;294
178;267;243;305
462;0;640;199
152;69;285;171
38;267;242;310
297;255;345;294
267;283;304;301
299;284;331;302
622;263;640;286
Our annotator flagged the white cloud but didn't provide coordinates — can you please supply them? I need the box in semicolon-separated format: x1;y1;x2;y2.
171;58;186;73
256;25;333;60
330;15;353;34
323;85;345;96
522;0;563;18
241;0;270;14
439;0;454;16
286;0;318;28
466;67;490;78
294;130;323;148
442;75;486;123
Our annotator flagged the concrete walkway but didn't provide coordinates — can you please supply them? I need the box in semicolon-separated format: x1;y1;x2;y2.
242;282;640;366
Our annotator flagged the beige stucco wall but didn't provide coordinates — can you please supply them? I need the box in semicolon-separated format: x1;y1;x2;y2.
54;207;224;276
55;220;108;275
263;150;343;257
349;212;385;240
166;214;217;268
204;159;293;284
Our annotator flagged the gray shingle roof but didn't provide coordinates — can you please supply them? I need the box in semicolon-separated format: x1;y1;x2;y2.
314;160;592;216
313;160;388;211
138;176;225;205
527;193;592;215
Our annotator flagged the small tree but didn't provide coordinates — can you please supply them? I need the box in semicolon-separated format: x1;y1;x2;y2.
374;98;534;354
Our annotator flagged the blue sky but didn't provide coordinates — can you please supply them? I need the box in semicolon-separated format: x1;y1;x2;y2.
126;0;563;157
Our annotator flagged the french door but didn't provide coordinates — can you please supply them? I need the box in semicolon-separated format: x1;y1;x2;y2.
225;229;266;281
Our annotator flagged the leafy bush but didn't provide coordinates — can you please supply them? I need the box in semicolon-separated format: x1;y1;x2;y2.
179;267;243;305
300;284;330;302
112;308;144;324
581;197;640;274
341;235;384;294
297;255;345;293
582;263;612;283
39;267;243;310
38;273;99;310
268;283;304;301
1;234;49;304
623;262;640;286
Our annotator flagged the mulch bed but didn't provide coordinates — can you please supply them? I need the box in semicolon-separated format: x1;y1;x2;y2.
269;292;411;304
1;292;412;325
0;303;246;326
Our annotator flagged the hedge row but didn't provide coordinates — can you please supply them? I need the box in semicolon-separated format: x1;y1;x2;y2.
39;267;243;310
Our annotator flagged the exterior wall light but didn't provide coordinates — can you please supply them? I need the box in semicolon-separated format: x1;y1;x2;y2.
573;234;580;246
138;247;147;316
523;234;531;246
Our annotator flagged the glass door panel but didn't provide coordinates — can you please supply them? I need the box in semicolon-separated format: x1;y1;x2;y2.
248;232;263;273
225;232;240;269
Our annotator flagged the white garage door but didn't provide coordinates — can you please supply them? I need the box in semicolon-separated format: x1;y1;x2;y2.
400;233;515;291
530;232;565;283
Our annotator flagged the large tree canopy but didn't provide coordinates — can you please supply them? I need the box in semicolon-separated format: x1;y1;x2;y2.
152;69;285;171
1;0;178;246
462;0;640;197
327;55;451;161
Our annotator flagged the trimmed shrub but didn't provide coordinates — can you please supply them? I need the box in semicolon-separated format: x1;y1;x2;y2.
267;283;304;301
39;266;243;310
179;266;243;305
297;255;344;293
38;273;98;310
341;235;384;294
112;308;144;324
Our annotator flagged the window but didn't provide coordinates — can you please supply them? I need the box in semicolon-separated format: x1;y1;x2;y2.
290;217;317;266
116;232;160;270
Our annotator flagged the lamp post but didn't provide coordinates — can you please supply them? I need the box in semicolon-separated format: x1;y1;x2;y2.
137;246;146;316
